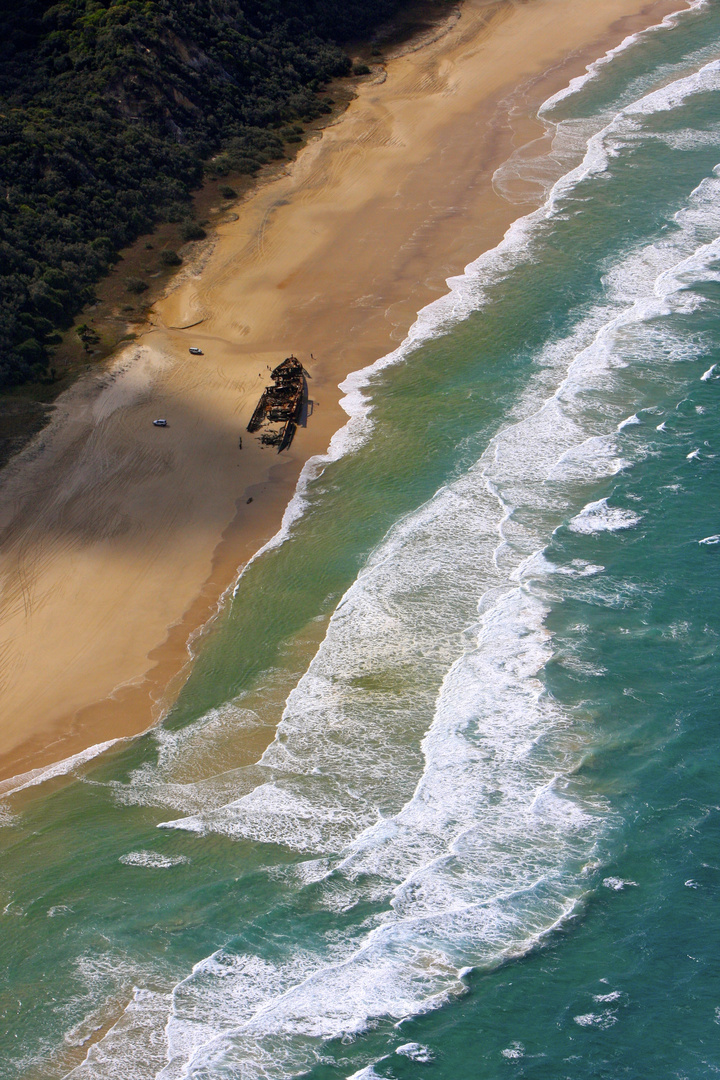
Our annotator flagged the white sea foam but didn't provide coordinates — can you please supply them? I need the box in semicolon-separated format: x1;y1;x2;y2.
573;1010;618;1029
0;737;123;800
549;436;630;483
51;952;176;1080
448;153;720;576
345;1067;386;1080
118;851;189;869
501;1042;525;1060
602;877;639;890
568;499;642;534
159;469;507;850
655;121;720;152
65;987;173;1080
395;1042;434;1062
110;702;270;815
593;989;624;1003
48;904;74;918
626;56;720;116
119;374;624;1077
147;566;610;1079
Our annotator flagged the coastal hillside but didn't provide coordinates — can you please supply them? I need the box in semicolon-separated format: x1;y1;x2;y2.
0;0;407;390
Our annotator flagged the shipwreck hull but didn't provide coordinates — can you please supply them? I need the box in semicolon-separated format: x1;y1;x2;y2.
247;356;306;450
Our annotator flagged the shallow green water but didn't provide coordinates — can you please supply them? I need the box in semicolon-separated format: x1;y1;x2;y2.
3;2;720;1076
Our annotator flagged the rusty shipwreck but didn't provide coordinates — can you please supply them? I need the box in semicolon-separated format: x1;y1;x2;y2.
247;355;306;452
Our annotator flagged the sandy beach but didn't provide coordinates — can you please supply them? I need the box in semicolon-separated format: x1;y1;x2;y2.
0;0;685;786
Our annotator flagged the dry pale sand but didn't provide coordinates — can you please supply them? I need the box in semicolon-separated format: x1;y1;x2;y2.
0;0;685;785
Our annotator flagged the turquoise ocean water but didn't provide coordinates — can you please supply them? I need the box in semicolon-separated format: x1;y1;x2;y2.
3;3;720;1075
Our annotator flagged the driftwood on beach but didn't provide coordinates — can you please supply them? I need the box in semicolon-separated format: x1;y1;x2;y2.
248;355;306;451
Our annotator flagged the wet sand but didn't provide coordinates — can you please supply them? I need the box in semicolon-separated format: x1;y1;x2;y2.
0;0;685;785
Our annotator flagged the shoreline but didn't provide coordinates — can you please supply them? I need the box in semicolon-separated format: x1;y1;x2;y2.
0;0;689;787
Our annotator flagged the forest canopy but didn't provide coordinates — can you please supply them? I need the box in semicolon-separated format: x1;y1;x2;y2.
0;0;407;388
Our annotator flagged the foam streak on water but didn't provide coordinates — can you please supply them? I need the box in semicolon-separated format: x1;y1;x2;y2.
149;579;603;1080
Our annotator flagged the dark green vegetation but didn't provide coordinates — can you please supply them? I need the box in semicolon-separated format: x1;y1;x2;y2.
0;0;411;389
